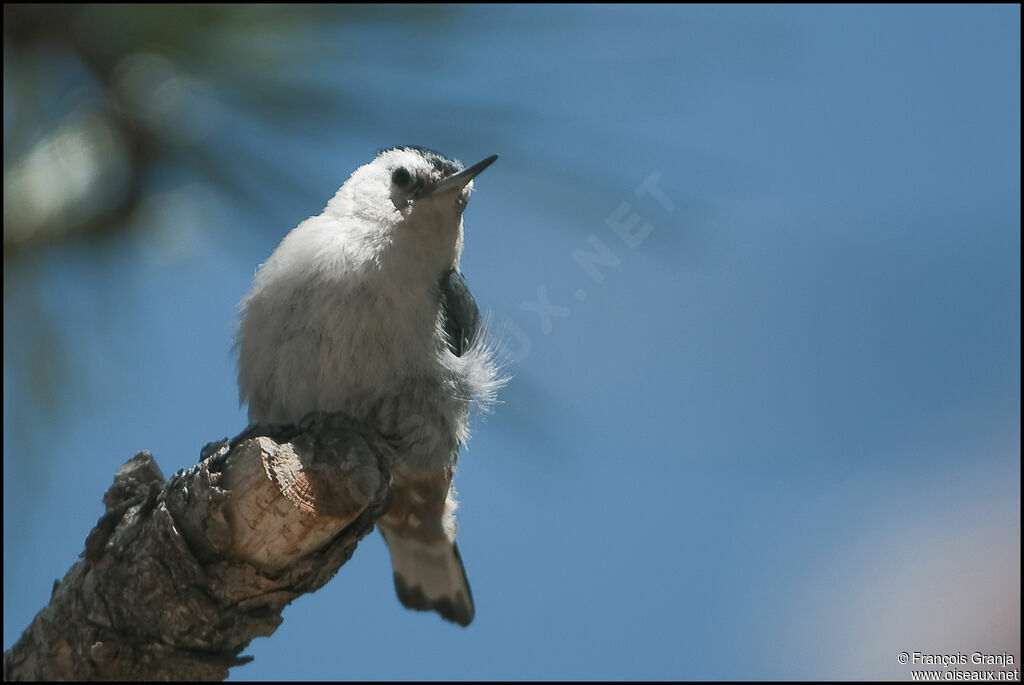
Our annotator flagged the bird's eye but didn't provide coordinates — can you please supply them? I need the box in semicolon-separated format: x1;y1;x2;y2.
391;167;412;189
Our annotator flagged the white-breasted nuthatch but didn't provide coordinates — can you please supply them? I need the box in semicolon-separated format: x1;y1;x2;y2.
235;146;503;626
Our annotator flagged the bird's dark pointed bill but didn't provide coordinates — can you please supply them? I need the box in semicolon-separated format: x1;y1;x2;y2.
431;154;499;195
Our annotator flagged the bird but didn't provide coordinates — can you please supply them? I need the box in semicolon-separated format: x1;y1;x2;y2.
234;146;503;627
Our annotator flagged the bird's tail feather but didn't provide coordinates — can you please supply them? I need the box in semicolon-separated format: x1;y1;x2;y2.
379;526;474;627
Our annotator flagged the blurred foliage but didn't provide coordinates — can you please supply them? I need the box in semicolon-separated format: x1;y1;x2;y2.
3;3;450;256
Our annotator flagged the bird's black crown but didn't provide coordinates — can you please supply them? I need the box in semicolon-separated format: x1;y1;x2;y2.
379;146;464;178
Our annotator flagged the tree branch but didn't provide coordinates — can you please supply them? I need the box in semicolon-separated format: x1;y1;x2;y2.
3;412;393;681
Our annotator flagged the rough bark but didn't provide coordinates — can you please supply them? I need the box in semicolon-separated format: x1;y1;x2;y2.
3;412;393;681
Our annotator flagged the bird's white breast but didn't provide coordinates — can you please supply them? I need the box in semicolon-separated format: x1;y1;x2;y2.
236;213;467;474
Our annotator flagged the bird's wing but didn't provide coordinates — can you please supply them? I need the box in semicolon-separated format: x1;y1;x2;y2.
439;268;481;357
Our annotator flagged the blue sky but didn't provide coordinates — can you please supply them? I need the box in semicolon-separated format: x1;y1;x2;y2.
4;5;1020;680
